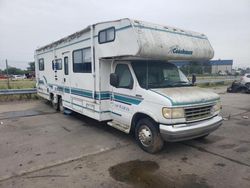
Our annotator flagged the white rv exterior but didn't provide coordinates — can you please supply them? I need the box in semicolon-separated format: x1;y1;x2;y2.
35;18;222;153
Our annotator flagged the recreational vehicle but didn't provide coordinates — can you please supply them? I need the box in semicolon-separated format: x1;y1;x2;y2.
35;19;222;153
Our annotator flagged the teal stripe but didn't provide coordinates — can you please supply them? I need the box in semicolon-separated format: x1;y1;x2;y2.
63;99;110;114
38;76;48;85
150;89;174;105
113;94;142;105
36;24;132;56
38;80;44;84
71;88;93;98
63;100;71;104
63;99;121;116
151;89;219;106
64;87;70;93
96;92;110;100
57;86;64;92
43;76;47;84
111;111;122;116
46;83;143;105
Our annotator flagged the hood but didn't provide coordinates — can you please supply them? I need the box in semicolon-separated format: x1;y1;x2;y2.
151;87;219;106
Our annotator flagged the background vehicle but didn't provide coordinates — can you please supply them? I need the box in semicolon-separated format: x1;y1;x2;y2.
240;73;250;88
11;74;25;80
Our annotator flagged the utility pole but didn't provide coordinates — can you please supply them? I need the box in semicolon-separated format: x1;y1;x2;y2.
5;59;10;89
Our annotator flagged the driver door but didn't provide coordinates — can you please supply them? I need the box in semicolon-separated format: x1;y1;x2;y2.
110;62;136;125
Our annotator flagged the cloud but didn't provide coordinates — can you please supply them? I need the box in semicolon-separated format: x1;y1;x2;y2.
0;0;249;69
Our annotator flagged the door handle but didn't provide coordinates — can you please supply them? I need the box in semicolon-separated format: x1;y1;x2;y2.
64;78;66;82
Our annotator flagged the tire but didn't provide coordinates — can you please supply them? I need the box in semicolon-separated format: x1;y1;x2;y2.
51;95;59;111
240;87;247;93
135;118;164;153
195;134;209;140
59;97;64;113
246;83;250;89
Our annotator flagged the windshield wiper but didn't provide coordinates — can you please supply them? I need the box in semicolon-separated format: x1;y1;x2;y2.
171;81;192;86
147;82;192;89
147;83;174;89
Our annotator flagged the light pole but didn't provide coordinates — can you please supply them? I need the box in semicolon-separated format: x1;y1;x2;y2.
5;59;10;89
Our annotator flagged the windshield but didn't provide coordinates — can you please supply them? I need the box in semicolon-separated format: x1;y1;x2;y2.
131;60;191;89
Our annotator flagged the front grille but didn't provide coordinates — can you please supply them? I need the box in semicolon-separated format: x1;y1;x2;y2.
185;105;213;121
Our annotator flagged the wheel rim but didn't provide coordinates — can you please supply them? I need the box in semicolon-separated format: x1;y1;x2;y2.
51;96;58;110
52;99;57;108
59;98;64;112
138;125;153;147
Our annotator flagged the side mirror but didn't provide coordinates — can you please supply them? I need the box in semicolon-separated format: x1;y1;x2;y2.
110;73;119;87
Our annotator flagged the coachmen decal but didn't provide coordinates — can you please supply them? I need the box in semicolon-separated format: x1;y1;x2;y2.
169;45;193;55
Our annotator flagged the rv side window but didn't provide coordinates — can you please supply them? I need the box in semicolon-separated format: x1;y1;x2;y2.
64;56;69;75
52;59;62;70
99;31;106;43
115;64;133;89
73;48;91;73
98;27;115;44
38;58;44;71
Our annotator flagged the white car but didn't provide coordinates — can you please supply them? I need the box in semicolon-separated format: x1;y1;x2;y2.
240;73;250;87
12;75;25;80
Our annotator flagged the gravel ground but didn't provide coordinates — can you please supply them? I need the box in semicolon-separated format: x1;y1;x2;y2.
0;87;249;188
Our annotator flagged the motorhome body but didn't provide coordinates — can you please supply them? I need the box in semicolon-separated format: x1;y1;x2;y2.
35;18;222;153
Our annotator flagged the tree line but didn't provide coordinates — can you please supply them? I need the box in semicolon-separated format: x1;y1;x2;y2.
0;62;35;75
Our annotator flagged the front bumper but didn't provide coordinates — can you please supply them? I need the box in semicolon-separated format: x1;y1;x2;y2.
159;115;223;142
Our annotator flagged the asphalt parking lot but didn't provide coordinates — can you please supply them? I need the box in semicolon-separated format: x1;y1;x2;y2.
0;88;249;188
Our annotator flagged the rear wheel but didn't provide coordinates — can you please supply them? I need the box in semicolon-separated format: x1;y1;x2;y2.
59;97;64;113
135;118;164;153
51;95;59;111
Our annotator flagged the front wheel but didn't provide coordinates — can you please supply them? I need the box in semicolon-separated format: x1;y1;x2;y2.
135;118;164;153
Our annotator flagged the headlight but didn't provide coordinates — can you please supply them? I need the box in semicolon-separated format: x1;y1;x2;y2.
162;107;185;119
162;108;172;119
212;101;221;113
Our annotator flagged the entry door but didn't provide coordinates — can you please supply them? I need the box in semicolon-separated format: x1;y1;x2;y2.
62;54;71;105
111;62;136;125
63;55;70;88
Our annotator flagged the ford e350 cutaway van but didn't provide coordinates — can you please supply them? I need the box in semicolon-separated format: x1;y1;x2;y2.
35;18;222;153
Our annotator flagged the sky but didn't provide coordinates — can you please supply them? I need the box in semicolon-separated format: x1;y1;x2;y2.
0;0;249;69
